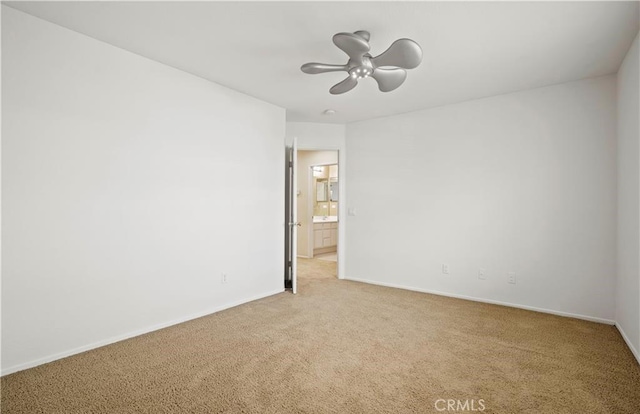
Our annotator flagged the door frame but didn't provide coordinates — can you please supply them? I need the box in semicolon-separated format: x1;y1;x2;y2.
294;144;346;280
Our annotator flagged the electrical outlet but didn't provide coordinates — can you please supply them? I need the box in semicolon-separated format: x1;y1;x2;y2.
508;271;516;284
442;264;450;275
221;273;228;284
478;268;486;280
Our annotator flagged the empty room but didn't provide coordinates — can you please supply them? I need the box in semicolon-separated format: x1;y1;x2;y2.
2;1;639;413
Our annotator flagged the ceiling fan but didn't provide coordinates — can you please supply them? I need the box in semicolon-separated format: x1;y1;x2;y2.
301;30;423;95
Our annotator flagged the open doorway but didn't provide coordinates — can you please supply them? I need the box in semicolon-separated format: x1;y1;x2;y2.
296;150;339;281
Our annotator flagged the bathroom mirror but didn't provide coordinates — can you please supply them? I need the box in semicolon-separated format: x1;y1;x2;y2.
316;181;327;202
329;180;338;201
312;164;338;217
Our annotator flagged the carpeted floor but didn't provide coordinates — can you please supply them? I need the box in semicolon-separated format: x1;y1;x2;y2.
2;258;639;413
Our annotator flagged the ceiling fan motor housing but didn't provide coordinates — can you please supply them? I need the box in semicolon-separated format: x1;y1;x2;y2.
348;56;374;79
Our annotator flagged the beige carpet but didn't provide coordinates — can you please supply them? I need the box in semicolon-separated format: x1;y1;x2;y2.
2;258;639;413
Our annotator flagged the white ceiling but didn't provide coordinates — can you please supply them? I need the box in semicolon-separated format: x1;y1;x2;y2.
6;1;639;124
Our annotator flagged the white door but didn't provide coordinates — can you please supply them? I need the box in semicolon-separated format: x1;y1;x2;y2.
285;138;299;294
291;138;299;294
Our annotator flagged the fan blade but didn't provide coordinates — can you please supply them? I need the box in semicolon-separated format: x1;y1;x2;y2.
329;76;358;95
371;39;422;69
333;32;370;63
301;63;348;74
354;30;370;42
371;68;407;92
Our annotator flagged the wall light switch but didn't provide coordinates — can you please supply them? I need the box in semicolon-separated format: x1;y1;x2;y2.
508;272;516;284
442;264;450;275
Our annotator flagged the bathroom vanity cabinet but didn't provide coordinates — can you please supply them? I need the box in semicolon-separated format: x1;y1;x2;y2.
313;221;338;254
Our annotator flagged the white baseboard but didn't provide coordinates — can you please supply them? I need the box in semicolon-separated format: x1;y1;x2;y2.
1;288;285;376
615;322;640;365
344;277;615;325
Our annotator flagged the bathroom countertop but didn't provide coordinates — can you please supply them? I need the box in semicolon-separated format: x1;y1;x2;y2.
313;216;338;223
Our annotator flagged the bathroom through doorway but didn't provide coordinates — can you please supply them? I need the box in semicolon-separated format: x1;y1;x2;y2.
296;150;339;280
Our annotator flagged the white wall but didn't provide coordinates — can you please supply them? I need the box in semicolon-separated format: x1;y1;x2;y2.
616;32;640;362
286;122;345;149
286;122;346;278
346;76;617;323
1;7;285;374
